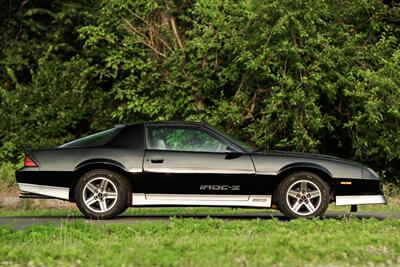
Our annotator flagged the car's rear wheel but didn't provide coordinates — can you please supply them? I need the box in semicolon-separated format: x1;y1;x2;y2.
75;169;128;219
276;172;329;219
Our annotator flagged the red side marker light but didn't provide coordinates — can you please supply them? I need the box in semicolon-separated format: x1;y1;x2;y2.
24;154;38;167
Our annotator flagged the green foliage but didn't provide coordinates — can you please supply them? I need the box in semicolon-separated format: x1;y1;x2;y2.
0;0;115;158
1;0;400;181
0;162;19;188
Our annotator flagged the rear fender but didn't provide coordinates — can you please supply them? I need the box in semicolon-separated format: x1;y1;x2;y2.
70;159;129;201
75;158;126;171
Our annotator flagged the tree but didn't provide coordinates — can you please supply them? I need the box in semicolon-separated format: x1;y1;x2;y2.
1;0;400;182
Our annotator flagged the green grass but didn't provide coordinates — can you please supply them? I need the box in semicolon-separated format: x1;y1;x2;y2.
0;199;399;217
0;205;398;219
0;218;399;266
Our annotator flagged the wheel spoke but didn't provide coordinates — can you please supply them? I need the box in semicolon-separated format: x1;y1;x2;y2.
100;179;108;190
86;183;98;193
288;190;298;199
308;190;320;199
105;192;117;199
304;201;316;212
292;201;302;212
99;200;107;212
84;195;97;206
300;181;308;192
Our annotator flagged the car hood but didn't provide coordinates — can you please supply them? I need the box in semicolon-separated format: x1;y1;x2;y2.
250;150;381;180
252;150;365;168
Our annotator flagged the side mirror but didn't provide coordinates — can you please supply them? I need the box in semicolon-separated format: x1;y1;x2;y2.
225;146;243;159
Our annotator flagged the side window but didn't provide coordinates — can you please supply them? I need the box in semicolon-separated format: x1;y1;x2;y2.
147;126;228;153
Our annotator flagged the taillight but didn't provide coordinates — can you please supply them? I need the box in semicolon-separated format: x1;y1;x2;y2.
24;154;38;167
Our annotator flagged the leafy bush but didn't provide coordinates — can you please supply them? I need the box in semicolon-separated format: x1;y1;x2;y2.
1;0;400;182
0;162;19;188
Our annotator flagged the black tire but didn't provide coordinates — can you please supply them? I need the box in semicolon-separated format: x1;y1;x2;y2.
276;171;329;219
75;169;129;219
116;206;128;216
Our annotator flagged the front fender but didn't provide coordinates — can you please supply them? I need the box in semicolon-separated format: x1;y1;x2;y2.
277;162;332;178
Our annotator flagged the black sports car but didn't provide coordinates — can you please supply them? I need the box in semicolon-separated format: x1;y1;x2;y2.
16;121;386;219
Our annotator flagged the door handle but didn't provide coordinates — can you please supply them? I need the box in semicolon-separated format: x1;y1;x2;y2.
150;157;164;164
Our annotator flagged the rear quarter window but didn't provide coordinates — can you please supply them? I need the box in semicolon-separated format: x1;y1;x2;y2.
59;127;124;148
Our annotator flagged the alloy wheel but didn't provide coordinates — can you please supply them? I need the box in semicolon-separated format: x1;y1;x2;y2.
82;177;118;213
286;179;322;216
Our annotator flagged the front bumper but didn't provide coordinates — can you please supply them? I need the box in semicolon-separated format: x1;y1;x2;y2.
336;194;387;206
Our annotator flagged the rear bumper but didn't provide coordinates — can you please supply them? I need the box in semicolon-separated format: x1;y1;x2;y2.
18;183;70;200
16;168;74;200
335;195;387;206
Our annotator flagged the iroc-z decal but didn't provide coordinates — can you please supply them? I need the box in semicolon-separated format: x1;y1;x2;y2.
200;185;240;191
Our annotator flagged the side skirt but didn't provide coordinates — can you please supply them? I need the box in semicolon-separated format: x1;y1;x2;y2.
132;193;272;208
336;195;387;206
18;183;70;200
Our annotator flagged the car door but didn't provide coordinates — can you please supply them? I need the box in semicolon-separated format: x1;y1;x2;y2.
140;124;258;204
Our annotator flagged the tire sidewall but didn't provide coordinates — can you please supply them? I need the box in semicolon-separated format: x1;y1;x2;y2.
75;169;128;219
277;172;329;219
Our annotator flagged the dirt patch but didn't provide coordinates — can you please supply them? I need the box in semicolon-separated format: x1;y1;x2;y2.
390;197;400;206
0;186;76;211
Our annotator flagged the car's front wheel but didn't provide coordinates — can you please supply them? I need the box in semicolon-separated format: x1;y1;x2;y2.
276;172;329;219
75;169;128;219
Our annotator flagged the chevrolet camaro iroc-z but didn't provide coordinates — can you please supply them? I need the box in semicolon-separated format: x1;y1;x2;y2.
16;121;387;219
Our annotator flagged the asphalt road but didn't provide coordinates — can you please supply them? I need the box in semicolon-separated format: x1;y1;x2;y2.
1;211;399;230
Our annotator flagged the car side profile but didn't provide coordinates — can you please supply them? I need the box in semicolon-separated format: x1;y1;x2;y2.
16;121;387;219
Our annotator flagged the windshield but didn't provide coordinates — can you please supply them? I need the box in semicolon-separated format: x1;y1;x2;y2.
210;126;256;152
59;127;123;148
